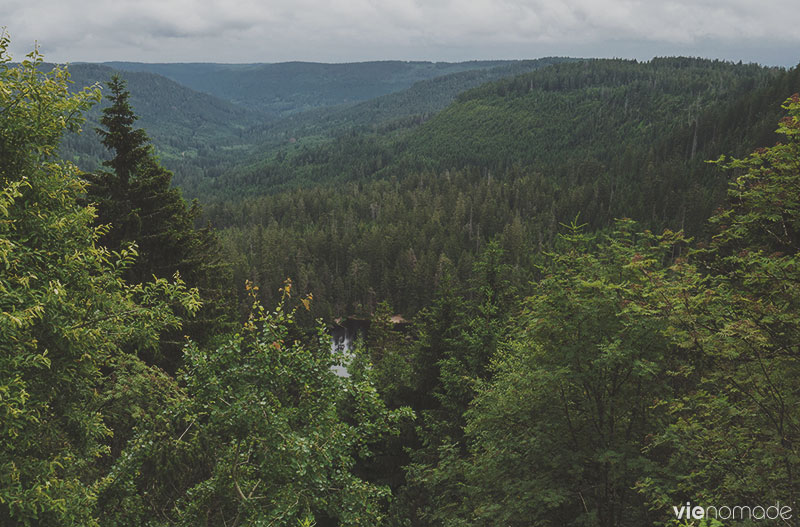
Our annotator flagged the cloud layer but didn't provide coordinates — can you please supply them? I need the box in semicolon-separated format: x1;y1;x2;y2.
5;0;799;65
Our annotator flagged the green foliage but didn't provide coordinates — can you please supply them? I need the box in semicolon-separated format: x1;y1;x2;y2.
640;95;800;518
709;93;800;254
0;34;199;526
98;285;413;526
410;223;688;527
97;75;151;184
86;75;235;370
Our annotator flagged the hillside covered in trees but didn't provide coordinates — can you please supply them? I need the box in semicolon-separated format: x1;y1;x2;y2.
58;59;575;198
3;30;800;527
205;58;799;321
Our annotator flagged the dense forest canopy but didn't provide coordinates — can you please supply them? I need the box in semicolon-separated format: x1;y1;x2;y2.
3;29;800;527
201;58;799;320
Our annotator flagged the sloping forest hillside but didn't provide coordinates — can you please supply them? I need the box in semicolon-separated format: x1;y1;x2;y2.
238;58;575;152
60;59;575;198
4;32;800;526
206;58;799;320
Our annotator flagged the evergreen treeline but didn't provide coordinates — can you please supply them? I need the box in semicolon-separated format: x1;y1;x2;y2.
5;32;800;527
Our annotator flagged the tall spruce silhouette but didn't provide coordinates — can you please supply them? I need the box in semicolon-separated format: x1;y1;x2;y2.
87;75;235;372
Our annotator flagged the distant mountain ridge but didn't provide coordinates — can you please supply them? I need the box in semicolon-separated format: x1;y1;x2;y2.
59;58;573;193
243;57;576;150
203;57;793;219
101;60;519;116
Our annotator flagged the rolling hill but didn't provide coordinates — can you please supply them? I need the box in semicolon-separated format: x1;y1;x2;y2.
102;60;517;116
241;57;576;150
201;58;800;317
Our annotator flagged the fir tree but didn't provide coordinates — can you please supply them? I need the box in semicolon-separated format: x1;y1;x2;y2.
87;75;235;371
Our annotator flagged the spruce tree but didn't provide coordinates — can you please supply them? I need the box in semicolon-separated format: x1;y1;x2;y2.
85;75;147;250
96;75;149;185
87;75;235;372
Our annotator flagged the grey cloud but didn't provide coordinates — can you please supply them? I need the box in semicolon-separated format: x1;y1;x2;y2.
4;0;799;65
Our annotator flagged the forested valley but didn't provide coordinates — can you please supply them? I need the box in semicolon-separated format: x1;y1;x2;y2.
3;30;800;526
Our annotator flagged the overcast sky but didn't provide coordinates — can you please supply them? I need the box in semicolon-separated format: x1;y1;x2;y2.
4;0;799;66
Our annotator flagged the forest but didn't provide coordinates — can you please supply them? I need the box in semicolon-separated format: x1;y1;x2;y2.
3;29;800;527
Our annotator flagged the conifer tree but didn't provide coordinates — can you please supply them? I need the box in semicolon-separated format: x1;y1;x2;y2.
87;75;148;250
87;75;235;371
97;75;149;184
